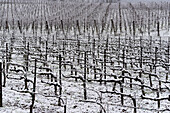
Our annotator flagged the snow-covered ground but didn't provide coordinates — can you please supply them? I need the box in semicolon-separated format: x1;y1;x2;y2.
0;0;169;113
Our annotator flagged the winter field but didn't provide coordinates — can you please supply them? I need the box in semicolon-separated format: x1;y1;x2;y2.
0;0;169;113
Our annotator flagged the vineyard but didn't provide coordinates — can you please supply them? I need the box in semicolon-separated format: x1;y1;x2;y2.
0;0;169;113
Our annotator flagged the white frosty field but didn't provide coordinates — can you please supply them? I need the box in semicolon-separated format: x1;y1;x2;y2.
0;0;169;113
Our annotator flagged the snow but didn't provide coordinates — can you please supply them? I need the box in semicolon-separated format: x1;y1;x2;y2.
0;0;169;113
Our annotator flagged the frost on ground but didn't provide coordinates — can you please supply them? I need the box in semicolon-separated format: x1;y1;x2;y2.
0;0;170;113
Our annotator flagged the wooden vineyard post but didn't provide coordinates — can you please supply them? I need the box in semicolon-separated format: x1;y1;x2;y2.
6;43;9;76
133;21;135;37
18;20;22;33
26;43;29;71
71;64;73;75
83;19;86;35
88;33;90;44
39;36;41;48
45;41;48;61
141;80;145;96
54;73;58;95
93;39;96;79
39;37;42;60
154;47;158;73
76;20;80;35
110;19;114;34
121;49;125;105
122;48;125;69
6;43;9;63
40;22;43;34
84;52;87;100
25;43;29;90
106;36;108;51
149;74;152;87
157;88;160;110
132;98;137;113
119;2;122;33
139;47;143;78
149;36;153;72
77;39;80;64
62;40;66;60
148;9;150;36
130;58;133;89
10;32;15;62
59;54;62;87
75;70;77;82
0;62;2;107
120;82;124;105
94;20;98;35
118;36;121;65
166;37;169;81
52;35;55;48
6;21;9;32
64;104;66;113
23;32;26;48
45;21;49;35
159;36;162;49
61;20;64;35
2;59;5;87
30;59;37;113
58;54;62;105
32;21;35;35
157;19;160;36
104;49;106;84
